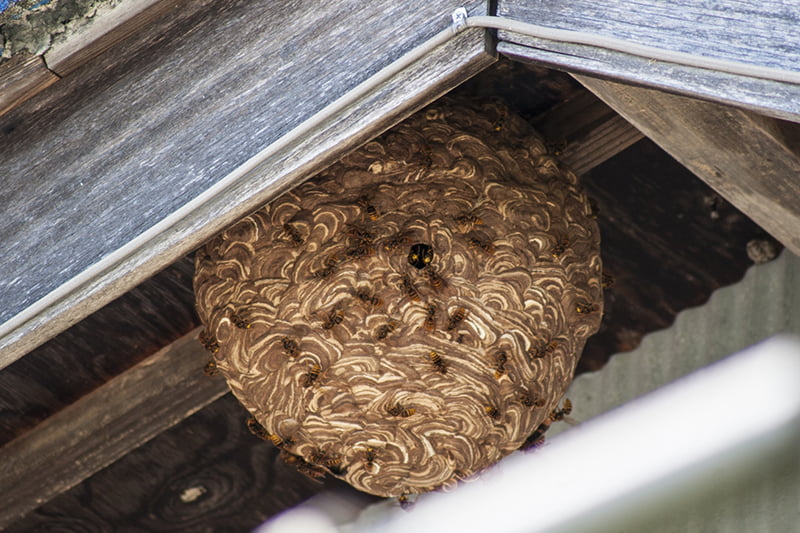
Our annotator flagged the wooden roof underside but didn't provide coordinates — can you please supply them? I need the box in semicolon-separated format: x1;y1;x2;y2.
0;0;798;529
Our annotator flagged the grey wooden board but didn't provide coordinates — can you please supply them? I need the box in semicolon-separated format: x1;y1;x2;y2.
45;0;180;76
0;326;229;529
0;0;492;369
573;75;800;257
496;0;800;123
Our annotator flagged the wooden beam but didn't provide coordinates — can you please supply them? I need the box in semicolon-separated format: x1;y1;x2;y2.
573;75;800;256
44;0;186;77
0;327;227;529
0;53;59;117
496;0;800;123
0;92;632;524
531;91;643;176
0;0;494;370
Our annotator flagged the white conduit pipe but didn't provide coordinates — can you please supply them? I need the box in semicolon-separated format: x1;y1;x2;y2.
464;12;800;85
2;7;798;359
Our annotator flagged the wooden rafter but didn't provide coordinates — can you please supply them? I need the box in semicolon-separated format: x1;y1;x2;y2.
0;328;228;529
574;75;800;256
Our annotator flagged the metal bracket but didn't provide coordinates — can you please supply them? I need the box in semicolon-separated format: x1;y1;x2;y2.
451;7;468;32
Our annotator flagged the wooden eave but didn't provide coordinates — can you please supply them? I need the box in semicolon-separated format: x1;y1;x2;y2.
1;0;798;528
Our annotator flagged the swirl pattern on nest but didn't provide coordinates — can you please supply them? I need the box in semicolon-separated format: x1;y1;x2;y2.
194;98;603;498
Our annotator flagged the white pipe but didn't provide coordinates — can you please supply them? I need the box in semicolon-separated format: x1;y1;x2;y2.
467;15;800;85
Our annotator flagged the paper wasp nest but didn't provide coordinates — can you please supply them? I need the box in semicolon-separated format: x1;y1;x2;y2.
194;97;603;498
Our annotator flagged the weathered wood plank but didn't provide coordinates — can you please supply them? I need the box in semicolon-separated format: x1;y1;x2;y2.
495;0;800;122
574;75;800;256
44;0;183;76
0;256;199;448
0;327;227;529
3;394;376;533
531;91;643;176
0;0;493;369
0;53;59;117
499;0;800;70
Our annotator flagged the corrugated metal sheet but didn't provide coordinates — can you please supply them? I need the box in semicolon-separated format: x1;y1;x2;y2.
557;249;800;426
547;249;800;533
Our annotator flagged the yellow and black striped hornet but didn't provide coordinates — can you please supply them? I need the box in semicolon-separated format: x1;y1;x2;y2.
551;398;572;422
423;265;447;292
231;310;251;329
576;301;597;314
203;359;220;377
282;223;304;246
310;448;346;475
355;288;383;309
311;254;339;280
267;431;296;450
517;389;546;408
519;422;548;451
246;417;269;440
399;273;421;301
280;450;326;481
446;307;468;331
551;236;570;259
280;336;300;358
428;350;448;374
300;363;323;388
423;303;437;332
356;195;380;221
545;138;568;157
493;349;508;379
382;230;413;252
387;402;416;417
467;234;495;255
484;404;501;420
491;106;507;132
602;272;615;289
199;329;220;353
407;243;434;270
363;447;378;473
398;493;415;509
527;340;558;360
374;320;398;341
345;224;376;259
454;212;483;233
322;307;345;330
519;400;572;451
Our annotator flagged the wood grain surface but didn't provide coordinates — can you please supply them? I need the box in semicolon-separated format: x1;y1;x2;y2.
44;0;179;76
499;0;800;69
576;75;800;256
576;137;781;372
0;326;228;529
0;256;199;447
0;0;492;369
531;91;643;177
3;394;377;533
496;0;800;122
0;53;59;116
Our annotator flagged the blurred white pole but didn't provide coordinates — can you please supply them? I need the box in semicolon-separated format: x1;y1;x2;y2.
262;335;800;533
